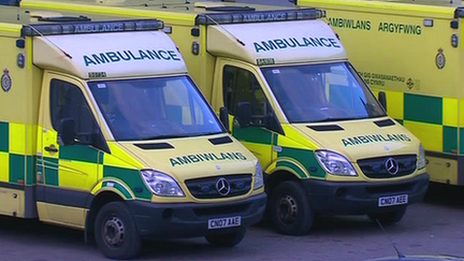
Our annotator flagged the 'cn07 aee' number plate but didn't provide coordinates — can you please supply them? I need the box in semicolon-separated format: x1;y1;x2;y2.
208;216;241;229
378;194;408;207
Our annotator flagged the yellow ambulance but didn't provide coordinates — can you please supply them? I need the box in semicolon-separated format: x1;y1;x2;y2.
23;0;430;235
0;4;267;259
294;0;464;187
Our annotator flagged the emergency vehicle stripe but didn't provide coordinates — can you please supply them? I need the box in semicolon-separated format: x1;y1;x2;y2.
8;154;35;185
385;91;464;155
277;147;325;178
0;120;36;185
26;156;35;184
0;121;8;152
43;157;59;186
443;97;458;127
460;129;464;154
0;151;9;182
102;180;133;199
9;122;27;154
103;166;151;200
276;160;307;178
404;93;442;124
59;145;103;163
443;126;458;153
233;127;273;144
9;154;23;184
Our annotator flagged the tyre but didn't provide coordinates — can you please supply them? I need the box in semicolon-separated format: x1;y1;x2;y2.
269;181;314;236
94;201;142;260
205;229;246;247
368;207;407;225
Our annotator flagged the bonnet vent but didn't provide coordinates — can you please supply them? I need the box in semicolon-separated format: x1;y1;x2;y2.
135;143;174;150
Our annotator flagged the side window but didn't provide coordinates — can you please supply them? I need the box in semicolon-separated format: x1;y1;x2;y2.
50;79;95;134
223;65;267;116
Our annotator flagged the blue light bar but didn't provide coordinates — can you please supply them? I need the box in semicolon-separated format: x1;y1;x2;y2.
195;8;325;25
21;19;164;37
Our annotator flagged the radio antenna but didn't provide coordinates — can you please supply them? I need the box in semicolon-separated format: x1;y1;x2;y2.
204;14;245;46
27;24;73;59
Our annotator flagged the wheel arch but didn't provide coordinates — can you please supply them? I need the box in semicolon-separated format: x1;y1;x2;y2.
266;169;301;195
84;191;125;243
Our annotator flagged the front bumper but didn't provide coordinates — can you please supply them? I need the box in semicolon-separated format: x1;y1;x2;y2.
126;192;267;239
302;172;429;215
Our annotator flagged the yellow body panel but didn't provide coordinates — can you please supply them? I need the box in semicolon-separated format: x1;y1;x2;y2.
0;152;8;182
297;0;464;185
443;97;459;127
426;155;459;184
403;121;443;151
36;202;86;229
0;188;24;217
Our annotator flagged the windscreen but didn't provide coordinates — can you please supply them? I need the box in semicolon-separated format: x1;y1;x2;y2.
261;62;386;123
89;76;224;141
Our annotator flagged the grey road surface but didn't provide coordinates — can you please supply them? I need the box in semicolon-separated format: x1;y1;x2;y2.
0;183;463;261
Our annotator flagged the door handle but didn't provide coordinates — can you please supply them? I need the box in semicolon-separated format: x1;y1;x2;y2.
44;144;58;153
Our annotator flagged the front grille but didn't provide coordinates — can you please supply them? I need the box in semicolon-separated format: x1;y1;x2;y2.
357;155;417;179
185;174;252;199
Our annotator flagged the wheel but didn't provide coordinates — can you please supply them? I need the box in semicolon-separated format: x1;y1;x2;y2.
94;202;142;260
205;229;246;247
368;207;407;225
269;181;314;236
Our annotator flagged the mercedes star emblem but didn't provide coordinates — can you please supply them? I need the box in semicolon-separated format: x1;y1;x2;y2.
385;157;399;175
215;177;231;196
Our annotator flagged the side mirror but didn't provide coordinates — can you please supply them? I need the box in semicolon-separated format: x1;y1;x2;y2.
59;118;75;145
219;107;230;132
378;91;387;111
235;102;251;128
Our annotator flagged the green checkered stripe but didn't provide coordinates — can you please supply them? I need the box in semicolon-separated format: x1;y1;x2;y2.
0;121;36;185
39;144;151;200
0;120;150;199
233;126;325;179
394;93;463;154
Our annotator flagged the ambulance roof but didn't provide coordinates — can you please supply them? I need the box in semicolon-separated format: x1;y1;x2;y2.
207;20;348;65
33;29;187;79
0;5;187;79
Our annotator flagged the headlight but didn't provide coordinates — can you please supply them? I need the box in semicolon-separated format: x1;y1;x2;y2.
418;143;426;169
315;150;357;176
140;169;185;197
254;161;264;190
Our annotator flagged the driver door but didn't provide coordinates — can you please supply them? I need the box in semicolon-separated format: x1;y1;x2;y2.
37;72;103;227
219;61;276;170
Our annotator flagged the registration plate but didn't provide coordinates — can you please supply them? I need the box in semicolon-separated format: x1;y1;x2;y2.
208;216;241;230
378;194;408;207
